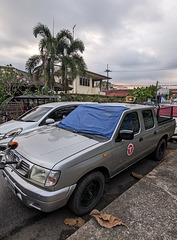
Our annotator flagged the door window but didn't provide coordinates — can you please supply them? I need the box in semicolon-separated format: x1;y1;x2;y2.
120;112;140;134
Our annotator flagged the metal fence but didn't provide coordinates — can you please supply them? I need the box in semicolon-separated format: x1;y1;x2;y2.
0;101;24;124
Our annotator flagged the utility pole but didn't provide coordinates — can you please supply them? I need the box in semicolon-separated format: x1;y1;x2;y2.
104;64;111;90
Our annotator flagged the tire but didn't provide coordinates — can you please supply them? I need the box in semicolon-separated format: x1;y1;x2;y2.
153;138;167;161
68;171;105;216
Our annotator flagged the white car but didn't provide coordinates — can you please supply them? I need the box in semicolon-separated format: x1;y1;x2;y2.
0;101;87;152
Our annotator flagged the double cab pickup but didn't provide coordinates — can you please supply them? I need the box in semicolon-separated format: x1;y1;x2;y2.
1;103;175;215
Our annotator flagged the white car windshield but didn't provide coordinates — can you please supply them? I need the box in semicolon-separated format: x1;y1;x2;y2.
16;107;52;122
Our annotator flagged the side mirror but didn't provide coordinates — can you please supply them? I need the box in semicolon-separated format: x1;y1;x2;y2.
115;130;134;142
46;118;55;124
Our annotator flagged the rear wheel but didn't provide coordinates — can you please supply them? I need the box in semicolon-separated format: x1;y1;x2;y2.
153;138;166;161
68;171;105;216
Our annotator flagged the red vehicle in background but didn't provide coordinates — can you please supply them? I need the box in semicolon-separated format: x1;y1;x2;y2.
158;105;177;140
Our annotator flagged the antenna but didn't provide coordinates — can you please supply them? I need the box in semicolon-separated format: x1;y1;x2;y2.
73;24;76;39
53;15;55;37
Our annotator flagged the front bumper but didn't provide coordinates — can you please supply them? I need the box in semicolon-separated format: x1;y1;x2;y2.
0;138;12;159
3;166;76;212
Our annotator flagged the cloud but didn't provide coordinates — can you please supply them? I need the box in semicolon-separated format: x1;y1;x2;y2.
1;0;177;86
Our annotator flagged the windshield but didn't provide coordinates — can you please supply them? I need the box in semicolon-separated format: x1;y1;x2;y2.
16;107;52;122
57;105;129;138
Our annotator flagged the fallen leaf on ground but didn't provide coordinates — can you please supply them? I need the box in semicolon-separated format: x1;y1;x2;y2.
64;217;85;228
132;171;144;179
90;209;129;229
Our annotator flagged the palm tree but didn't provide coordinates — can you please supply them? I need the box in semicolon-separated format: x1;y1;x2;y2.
26;24;87;93
56;29;87;93
25;23;57;89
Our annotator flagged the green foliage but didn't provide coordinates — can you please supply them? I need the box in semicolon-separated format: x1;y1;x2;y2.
59;93;125;103
127;85;158;103
0;64;30;100
0;82;7;102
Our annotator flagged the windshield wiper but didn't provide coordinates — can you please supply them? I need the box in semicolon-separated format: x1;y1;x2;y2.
57;126;84;134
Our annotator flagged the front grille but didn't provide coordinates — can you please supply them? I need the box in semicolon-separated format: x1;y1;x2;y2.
8;150;33;177
19;161;30;175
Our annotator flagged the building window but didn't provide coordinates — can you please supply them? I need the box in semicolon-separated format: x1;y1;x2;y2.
80;76;90;86
92;80;100;88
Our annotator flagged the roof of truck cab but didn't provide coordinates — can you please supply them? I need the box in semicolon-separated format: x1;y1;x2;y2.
101;102;154;110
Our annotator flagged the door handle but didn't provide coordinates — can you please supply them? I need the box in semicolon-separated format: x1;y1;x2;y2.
154;131;157;135
139;137;143;142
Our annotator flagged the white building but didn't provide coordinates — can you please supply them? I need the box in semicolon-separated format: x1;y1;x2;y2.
55;70;111;95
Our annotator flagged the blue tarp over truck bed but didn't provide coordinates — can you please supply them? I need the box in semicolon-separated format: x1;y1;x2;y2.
57;104;129;138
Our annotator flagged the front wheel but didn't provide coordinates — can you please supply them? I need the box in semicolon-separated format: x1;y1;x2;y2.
68;171;105;216
153;138;167;161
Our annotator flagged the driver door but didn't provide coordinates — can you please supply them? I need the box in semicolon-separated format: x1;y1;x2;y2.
111;111;145;176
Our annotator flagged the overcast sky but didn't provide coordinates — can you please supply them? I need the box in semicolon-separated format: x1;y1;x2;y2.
1;0;177;86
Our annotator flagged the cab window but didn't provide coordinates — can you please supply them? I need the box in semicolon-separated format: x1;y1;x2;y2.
142;110;154;130
120;112;140;134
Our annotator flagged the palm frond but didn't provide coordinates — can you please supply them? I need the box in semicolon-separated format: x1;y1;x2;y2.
25;55;42;74
33;22;52;39
68;39;85;54
56;29;73;42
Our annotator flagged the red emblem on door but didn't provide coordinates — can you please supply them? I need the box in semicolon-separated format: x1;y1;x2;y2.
127;143;134;156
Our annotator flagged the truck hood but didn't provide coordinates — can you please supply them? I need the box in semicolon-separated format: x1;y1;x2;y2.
0;120;37;134
14;126;99;169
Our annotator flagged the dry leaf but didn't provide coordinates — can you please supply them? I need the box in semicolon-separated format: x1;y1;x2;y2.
64;217;85;228
132;171;144;179
90;209;129;229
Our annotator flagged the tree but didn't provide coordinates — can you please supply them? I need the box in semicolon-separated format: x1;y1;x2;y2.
127;85;158;103
25;23;57;89
0;64;30;100
56;29;87;93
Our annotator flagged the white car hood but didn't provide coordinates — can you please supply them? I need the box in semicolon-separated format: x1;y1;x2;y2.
14;126;99;169
0;120;37;134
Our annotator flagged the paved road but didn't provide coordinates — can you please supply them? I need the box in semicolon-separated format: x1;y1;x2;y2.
0;142;176;240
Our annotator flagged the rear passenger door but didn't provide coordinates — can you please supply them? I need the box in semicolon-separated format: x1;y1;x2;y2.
140;109;159;155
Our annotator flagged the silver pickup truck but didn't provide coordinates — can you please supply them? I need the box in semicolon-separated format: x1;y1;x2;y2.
1;103;175;215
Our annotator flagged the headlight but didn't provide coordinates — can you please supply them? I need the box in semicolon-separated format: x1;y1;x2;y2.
3;128;23;139
30;165;60;187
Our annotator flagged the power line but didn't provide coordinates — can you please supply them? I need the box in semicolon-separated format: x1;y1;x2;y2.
101;65;177;74
109;66;177;73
